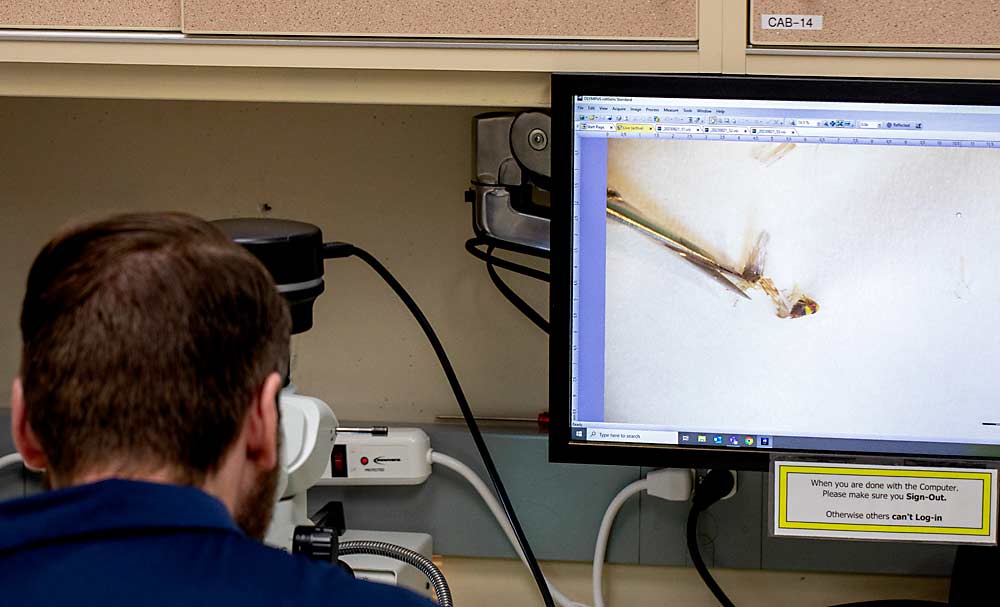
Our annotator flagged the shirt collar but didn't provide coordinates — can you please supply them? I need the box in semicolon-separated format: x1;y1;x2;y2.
0;479;241;552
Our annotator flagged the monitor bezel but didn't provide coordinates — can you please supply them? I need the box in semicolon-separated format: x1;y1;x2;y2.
549;73;1000;471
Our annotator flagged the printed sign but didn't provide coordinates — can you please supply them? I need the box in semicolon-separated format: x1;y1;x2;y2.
762;14;823;30
773;461;997;544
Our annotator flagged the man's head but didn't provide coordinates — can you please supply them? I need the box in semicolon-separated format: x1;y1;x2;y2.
11;212;291;539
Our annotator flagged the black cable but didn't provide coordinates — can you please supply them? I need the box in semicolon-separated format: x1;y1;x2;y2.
323;241;556;607
485;245;550;334
829;602;946;607
687;506;735;607
687;470;737;607
465;237;550;282
683;470;949;607
687;509;947;607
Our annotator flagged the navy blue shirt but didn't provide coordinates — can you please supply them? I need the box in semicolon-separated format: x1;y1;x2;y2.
0;479;435;607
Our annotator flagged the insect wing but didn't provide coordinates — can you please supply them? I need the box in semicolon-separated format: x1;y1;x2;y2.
742;231;770;282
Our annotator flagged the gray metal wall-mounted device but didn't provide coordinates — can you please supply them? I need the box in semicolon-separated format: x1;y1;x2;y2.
468;112;552;253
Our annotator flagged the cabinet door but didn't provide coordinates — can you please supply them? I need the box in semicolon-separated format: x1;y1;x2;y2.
751;0;1000;48
0;0;180;30
182;0;698;40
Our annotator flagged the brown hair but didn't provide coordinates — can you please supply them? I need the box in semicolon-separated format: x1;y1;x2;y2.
19;212;290;485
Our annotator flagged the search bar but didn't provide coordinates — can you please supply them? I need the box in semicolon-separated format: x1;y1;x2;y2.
586;429;679;445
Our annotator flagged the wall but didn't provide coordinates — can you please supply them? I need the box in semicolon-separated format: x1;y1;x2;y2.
0;97;548;420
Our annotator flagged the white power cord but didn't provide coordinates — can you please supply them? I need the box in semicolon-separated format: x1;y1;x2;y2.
427;450;694;607
592;469;695;607
0;452;23;472
429;449;694;607
429;450;590;607
592;479;648;607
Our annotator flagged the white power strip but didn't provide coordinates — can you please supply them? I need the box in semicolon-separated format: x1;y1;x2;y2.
316;427;432;486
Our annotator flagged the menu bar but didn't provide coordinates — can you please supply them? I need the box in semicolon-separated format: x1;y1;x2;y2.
575;95;1000;115
574;95;1000;143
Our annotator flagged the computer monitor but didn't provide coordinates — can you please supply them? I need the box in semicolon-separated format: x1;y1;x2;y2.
550;74;1000;470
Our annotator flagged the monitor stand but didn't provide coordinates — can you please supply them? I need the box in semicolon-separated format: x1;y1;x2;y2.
949;544;998;605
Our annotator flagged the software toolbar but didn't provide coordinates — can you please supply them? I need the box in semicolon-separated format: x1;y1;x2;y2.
574;96;1000;148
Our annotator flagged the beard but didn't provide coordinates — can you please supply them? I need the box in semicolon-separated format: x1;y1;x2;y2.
233;461;280;540
234;402;284;541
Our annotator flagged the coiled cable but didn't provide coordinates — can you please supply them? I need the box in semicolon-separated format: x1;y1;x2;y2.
339;540;452;607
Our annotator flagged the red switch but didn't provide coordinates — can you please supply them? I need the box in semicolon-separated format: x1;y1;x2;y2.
331;444;347;478
360;456;369;465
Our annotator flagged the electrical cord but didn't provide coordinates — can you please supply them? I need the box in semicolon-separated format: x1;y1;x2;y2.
485;245;550;334
687;508;734;607
0;453;23;472
687;470;737;607
829;602;946;607
592;479;650;607
684;471;947;607
466;231;551;261
431;453;697;607
465;237;550;282
322;241;556;607
465;235;550;332
429;450;588;607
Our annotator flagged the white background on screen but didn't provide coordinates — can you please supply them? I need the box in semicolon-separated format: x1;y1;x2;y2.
603;138;1000;444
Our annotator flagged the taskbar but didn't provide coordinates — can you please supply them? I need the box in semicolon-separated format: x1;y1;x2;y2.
570;427;770;449
569;426;1000;459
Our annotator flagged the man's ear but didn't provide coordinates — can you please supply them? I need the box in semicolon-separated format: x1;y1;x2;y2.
11;378;48;471
244;372;281;471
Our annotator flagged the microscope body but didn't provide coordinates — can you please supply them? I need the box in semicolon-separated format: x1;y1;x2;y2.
213;218;339;551
264;386;338;552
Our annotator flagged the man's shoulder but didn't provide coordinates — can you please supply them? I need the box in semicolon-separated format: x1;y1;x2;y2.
0;478;435;607
1;529;435;607
224;536;436;607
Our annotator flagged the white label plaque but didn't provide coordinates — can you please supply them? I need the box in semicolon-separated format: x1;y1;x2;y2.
773;461;997;544
762;14;824;30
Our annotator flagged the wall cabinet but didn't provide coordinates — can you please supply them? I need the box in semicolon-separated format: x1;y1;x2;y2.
750;0;1000;48
0;0;180;31
181;0;698;40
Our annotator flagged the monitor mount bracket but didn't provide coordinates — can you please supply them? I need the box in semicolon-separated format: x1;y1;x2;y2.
468;111;552;253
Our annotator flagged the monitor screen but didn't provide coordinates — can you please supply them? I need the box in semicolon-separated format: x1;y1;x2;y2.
550;74;1000;470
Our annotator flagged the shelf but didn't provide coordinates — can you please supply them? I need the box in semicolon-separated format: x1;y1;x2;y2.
744;47;1000;80
0;31;705;106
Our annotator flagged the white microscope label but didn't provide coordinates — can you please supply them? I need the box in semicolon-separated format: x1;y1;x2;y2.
761;14;823;30
773;461;997;544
